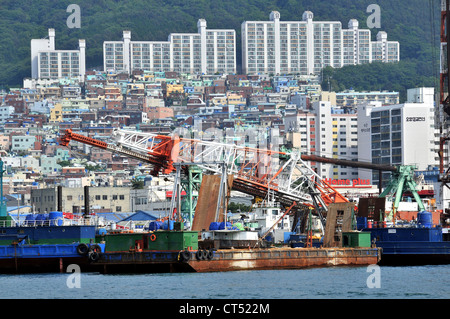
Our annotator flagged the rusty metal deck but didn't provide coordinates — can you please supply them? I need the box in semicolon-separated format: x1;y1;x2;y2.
186;247;381;272
92;247;381;273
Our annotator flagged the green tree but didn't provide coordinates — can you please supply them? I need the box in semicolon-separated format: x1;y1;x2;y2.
131;178;145;189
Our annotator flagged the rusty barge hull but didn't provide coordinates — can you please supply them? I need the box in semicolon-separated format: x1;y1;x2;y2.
187;247;381;272
92;247;381;273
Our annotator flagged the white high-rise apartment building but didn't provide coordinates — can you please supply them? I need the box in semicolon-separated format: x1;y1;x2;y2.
104;19;236;75
284;101;359;180
371;31;400;63
241;11;400;75
313;101;359;180
31;29;86;82
357;88;437;186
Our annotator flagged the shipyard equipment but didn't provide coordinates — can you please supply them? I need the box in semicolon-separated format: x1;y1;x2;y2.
379;165;426;221
60;129;350;226
60;127;434;228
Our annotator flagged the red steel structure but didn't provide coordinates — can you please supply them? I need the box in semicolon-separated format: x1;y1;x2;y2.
60;129;348;213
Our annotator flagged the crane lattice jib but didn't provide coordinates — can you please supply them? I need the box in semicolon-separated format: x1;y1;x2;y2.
60;129;177;175
60;129;348;210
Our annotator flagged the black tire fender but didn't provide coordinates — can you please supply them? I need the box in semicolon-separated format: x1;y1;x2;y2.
201;249;208;260
207;249;214;260
196;250;203;260
76;243;89;256
89;251;99;262
180;250;191;262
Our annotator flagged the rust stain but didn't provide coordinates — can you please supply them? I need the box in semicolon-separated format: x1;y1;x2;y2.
187;247;380;272
192;175;234;231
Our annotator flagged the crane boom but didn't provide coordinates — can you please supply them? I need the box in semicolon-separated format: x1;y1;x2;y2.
60;129;178;175
60;128;349;212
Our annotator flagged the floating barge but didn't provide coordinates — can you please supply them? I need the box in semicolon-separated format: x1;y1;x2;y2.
93;247;381;274
363;225;450;266
184;247;380;273
91;230;381;273
0;242;104;273
359;211;450;266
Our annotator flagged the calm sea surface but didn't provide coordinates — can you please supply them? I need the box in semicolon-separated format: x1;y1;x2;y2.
0;265;448;300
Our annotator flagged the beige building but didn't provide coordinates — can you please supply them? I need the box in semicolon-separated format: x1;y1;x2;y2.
31;187;131;214
227;92;246;105
0;135;10;151
320;91;337;105
49;103;63;122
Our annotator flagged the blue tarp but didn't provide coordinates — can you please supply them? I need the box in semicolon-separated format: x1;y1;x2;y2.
120;211;159;221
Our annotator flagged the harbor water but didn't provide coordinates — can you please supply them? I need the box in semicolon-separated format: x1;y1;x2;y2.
0;265;448;299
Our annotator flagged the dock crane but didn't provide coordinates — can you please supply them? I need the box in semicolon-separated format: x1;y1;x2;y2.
59;128;350;227
60;125;433;228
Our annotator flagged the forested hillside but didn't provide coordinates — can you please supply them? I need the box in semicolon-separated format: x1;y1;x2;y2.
0;0;441;96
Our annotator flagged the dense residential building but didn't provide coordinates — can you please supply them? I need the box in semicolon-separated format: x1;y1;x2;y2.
103;19;236;75
313;101;359;180
357;87;437;186
241;11;400;75
371;31;400;63
11;135;37;153
332;90;400;107
13;29;443;211
31;29;86;82
284;101;359;180
0;106;15;123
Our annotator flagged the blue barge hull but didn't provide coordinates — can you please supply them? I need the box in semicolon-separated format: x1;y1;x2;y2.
0;243;105;273
363;227;450;265
0;225;96;245
374;241;450;265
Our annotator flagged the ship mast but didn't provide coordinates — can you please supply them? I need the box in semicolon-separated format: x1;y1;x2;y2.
439;0;450;187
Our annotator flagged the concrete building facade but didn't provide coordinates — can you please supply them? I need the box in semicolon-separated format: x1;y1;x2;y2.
284;101;359;180
357;87;437;186
31;187;131;214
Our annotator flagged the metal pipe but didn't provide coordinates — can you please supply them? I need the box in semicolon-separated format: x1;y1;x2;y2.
57;185;63;212
447;0;450;104
300;154;397;172
84;186;89;216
